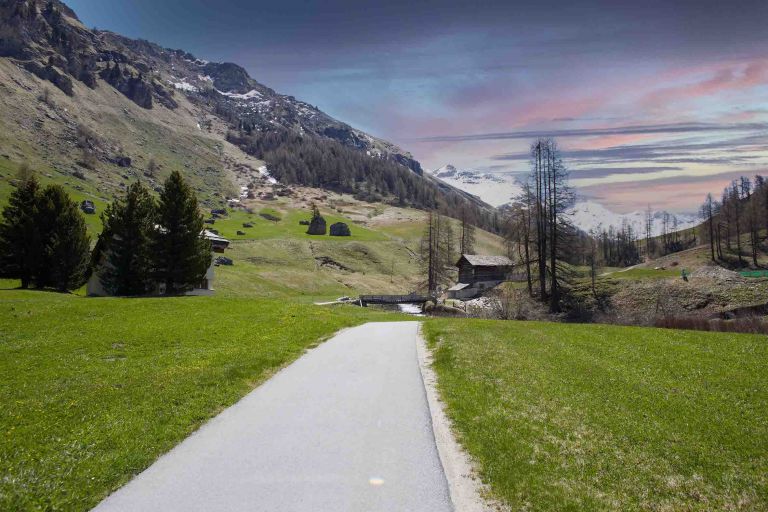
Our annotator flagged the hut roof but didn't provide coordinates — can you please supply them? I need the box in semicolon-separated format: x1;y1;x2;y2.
458;254;514;267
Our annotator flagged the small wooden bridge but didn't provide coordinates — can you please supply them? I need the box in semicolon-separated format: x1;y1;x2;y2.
358;294;432;307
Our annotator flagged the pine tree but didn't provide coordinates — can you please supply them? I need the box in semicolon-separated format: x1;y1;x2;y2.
98;181;156;295
152;171;211;294
0;170;42;288
35;185;91;291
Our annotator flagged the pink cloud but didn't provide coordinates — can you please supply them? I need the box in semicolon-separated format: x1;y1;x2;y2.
641;60;768;111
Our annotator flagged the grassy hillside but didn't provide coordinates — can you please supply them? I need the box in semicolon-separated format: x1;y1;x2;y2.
423;319;768;511
560;239;768;325
0;290;405;510
209;196;508;298
0;59;242;208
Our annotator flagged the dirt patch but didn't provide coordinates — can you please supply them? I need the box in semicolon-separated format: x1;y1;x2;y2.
259;212;281;222
691;266;744;282
314;256;353;272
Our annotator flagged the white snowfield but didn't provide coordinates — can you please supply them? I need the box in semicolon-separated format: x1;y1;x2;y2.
431;164;522;208
569;200;699;236
430;165;699;235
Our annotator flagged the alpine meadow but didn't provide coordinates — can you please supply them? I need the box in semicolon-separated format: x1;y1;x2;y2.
1;1;767;511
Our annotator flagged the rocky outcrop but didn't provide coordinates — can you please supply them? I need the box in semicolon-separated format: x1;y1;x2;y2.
23;61;74;95
329;222;351;237
1;0;177;108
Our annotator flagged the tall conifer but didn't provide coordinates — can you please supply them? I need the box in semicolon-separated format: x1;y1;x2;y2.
0;170;42;288
98;181;156;295
152;171;211;294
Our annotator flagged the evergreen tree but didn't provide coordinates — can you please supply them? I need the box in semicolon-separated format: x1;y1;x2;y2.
98;181;156;295
35;185;91;291
0;170;42;288
152;171;211;294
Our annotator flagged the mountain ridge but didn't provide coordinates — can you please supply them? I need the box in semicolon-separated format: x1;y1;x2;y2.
0;0;499;230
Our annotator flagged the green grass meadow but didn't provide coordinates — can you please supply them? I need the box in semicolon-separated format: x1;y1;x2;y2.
0;290;403;510
208;207;387;242
423;319;768;511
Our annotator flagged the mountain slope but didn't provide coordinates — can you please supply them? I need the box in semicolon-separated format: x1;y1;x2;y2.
0;0;497;229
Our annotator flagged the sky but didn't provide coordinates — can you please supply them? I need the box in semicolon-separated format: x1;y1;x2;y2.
66;0;768;213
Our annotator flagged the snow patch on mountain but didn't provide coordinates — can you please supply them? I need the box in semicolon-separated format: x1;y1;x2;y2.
170;79;199;93
258;165;278;184
217;89;262;100
430;165;522;207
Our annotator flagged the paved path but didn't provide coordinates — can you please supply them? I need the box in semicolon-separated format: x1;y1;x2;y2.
93;321;452;512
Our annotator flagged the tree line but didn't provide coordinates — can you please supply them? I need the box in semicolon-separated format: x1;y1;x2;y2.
700;175;768;267
0;168;212;295
0;166;90;291
226;128;502;234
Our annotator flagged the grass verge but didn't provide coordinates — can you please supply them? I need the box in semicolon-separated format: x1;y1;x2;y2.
0;290;401;510
423;319;768;511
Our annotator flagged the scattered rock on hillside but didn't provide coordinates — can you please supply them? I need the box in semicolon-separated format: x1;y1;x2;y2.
259;212;280;222
111;155;132;167
691;266;744;282
315;256;352;272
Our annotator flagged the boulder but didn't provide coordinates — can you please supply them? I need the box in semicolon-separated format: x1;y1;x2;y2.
329;222;351;237
306;215;327;235
113;156;132;167
299;220;310;226
243;222;254;228
236;230;246;235
215;256;234;266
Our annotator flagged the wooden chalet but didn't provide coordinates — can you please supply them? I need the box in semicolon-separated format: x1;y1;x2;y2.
449;254;517;299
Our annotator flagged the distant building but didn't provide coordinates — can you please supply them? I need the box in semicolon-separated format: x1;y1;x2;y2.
448;254;519;300
205;230;230;253
86;230;229;297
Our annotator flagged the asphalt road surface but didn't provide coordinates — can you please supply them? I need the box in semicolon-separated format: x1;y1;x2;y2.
92;321;452;512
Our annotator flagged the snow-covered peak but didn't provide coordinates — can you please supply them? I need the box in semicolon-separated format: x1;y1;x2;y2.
569;201;699;236
431;165;699;235
430;165;520;207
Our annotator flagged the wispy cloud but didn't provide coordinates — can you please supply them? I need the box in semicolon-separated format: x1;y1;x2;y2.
413;122;768;143
570;166;683;179
492;134;768;165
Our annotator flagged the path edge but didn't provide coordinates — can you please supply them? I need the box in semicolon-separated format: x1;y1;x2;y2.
415;325;497;512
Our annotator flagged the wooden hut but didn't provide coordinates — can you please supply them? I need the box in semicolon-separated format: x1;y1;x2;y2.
449;254;516;299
